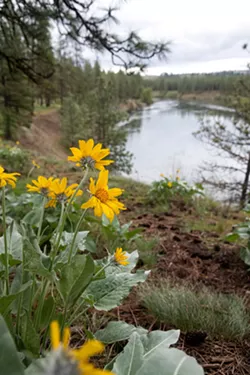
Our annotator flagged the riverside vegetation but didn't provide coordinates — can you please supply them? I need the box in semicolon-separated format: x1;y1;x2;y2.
0;139;205;375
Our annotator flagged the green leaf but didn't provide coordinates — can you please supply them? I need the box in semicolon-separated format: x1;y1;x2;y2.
83;270;149;311
55;231;89;266
95;321;147;344
39;297;56;330
240;247;250;266
113;333;144;375
140;330;180;357
105;251;139;276
58;254;94;305
85;236;96;253
136;348;204;375
0;295;19;315
225;233;240;242
22;207;43;227
0;281;32;315
0;222;23;266
19;313;40;354
23;238;53;279
0;315;24;375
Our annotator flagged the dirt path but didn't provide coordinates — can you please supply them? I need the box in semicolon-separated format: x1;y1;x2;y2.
20;110;67;160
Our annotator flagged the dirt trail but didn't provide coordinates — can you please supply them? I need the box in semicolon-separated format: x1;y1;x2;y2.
20;110;67;160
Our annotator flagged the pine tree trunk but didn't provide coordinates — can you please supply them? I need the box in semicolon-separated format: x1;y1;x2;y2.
2;76;12;140
240;151;250;208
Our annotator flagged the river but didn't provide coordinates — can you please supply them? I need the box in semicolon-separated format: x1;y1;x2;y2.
123;100;236;186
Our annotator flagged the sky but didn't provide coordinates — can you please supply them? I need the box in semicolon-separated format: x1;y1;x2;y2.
86;0;250;75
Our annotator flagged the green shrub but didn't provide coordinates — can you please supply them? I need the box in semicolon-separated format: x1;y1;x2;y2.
147;173;203;208
0;143;30;174
139;282;250;340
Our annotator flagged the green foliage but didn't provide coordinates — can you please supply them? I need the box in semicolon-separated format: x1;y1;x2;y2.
141;88;153;105
0;174;151;363
0;143;30;174
95;322;203;375
0;317;204;375
139;282;250;340
226;210;250;267
145;72;242;95
148;174;204;208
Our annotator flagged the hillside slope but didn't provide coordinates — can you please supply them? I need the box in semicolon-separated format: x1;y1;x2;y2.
20;109;67;160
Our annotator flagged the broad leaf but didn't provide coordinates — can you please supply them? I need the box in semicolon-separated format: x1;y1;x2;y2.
22;207;43;227
240;247;250;266
136;348;204;375
0;222;23;266
23;238;53;279
19;313;40;354
105;251;139;276
58;254;94;305
113;333;144;375
95;321;147;343
141;330;180;357
0;281;32;315
83;270;149;311
39;297;56;330
0;315;24;375
55;231;89;266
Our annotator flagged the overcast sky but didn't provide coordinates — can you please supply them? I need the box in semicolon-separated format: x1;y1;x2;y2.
88;0;250;75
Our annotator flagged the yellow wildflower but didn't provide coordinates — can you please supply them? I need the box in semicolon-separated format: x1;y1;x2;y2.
160;173;165;178
68;139;113;171
0;166;20;188
26;176;54;196
176;176;180;181
32;160;40;169
47;177;82;207
114;247;129;266
50;321;113;375
81;170;126;222
167;181;173;188
16;141;20;145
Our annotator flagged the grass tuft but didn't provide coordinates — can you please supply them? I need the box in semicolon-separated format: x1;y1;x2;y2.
139;281;250;341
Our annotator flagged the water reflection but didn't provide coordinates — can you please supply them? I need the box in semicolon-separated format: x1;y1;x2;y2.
121;117;143;134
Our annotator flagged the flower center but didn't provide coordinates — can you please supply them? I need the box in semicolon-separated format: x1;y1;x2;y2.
80;156;96;169
40;187;49;196
95;188;109;203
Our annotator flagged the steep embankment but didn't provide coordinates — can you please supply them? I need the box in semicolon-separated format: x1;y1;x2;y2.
20;109;67;160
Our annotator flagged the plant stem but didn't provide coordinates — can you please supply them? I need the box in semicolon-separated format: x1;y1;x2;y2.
65;167;89;214
92;261;111;280
37;197;46;243
2;187;9;295
68;209;87;263
51;201;65;265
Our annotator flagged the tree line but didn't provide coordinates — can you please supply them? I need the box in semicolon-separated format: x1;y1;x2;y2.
145;72;248;95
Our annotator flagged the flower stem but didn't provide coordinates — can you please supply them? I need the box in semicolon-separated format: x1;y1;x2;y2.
65;167;89;214
37;197;46;244
67;209;87;263
27;166;35;178
2;187;9;295
51;201;65;264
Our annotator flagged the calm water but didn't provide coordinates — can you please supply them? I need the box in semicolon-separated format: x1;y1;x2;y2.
123;100;235;184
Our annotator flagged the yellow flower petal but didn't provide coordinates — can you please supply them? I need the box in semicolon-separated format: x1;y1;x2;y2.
96;170;109;190
50;321;60;350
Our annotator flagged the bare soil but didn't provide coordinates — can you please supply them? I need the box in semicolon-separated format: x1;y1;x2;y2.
20;110;67;160
114;208;250;375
